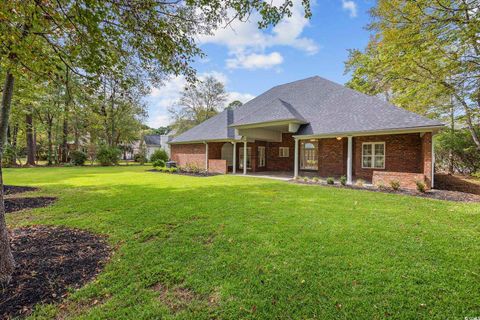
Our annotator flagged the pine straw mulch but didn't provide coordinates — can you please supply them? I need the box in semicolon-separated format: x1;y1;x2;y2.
5;197;57;213
4;186;38;196
3;185;56;214
292;180;480;202
0;226;111;319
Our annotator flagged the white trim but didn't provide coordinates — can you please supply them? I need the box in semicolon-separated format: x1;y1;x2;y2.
293;126;443;140
347;136;353;185
230;119;307;129
279;147;289;158
232;142;237;174
294;138;299;178
243;141;248;174
169;139;241;145
361;142;385;169
205;142;209;170
431;133;435;188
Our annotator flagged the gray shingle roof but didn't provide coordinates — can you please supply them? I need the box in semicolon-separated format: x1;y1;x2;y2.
144;135;161;146
170;76;443;143
170;109;239;143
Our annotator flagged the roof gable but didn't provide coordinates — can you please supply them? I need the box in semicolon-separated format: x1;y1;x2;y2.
170;76;443;143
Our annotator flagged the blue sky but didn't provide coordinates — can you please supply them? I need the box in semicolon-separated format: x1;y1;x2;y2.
146;0;374;128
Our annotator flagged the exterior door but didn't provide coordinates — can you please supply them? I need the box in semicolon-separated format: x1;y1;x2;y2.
300;141;318;170
258;146;266;168
239;147;252;169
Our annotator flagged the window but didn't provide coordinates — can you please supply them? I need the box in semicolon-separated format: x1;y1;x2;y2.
300;141;318;170
258;146;266;167
362;142;385;169
279;147;289;158
239;147;251;169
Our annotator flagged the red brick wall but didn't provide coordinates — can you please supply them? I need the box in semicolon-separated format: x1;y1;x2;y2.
208;159;227;174
372;171;426;190
353;134;423;182
318;138;345;177
265;133;295;171
170;143;206;169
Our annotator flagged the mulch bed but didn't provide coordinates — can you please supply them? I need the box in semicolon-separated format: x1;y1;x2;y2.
148;169;220;177
4;186;38;196
0;226;111;319
292;180;480;202
5;197;57;213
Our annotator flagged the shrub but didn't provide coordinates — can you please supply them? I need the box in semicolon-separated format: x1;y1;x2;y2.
70;150;87;166
97;145;121;166
169;167;178;173
326;177;335;185
153;159;166;168
339;175;347;186
303;176;309;182
150;149;168;163
312;177;319;183
355;179;365;187
134;153;147;164
390;180;400;191
416;180;426;193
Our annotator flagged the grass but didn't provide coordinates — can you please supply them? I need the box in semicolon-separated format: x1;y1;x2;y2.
4;166;480;319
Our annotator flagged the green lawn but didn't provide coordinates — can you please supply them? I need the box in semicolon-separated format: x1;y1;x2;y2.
5;166;480;319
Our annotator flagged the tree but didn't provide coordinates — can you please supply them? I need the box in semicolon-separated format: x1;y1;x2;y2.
169;76;227;134
345;0;480;149
226;100;243;110
0;0;311;284
151;126;172;135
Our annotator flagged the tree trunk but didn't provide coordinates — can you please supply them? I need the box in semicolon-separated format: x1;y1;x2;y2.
454;94;480;150
26;106;36;166
10;124;18;166
61;69;70;163
47;121;53;166
448;103;455;174
0;71;16;284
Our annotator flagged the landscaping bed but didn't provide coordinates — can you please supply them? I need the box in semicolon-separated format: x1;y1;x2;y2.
292;179;480;202
148;169;219;177
5;197;57;213
0;226;110;319
4;185;38;195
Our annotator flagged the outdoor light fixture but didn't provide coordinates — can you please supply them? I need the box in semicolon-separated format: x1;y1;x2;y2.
336;137;342;140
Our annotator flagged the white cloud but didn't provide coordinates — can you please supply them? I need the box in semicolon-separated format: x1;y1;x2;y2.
342;0;357;18
226;52;284;70
227;92;255;104
146;72;255;128
198;1;318;69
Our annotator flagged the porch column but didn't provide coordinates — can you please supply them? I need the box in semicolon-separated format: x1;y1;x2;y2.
205;142;208;171
243;140;247;175
347;136;353;185
232;142;237;174
294;138;299;178
432;133;435;188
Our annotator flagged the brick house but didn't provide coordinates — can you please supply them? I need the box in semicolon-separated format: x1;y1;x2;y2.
169;76;443;189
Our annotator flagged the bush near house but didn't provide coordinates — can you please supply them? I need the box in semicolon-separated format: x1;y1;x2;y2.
390;180;401;191
153;159;166;168
70;150;87;166
150;149;168;163
97;146;121;166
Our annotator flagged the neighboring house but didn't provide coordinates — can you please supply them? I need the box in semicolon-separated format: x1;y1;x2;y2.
144;135;171;159
169;76;443;189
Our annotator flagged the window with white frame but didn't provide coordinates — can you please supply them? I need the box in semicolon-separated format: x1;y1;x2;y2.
362;142;385;169
279;147;289;158
258;146;266;167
